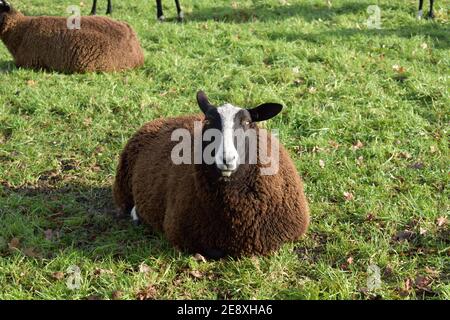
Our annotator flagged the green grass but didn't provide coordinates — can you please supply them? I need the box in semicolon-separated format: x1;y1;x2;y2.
0;0;449;300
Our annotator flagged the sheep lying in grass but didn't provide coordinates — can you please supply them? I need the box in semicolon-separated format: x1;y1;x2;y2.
0;1;144;73
91;0;184;22
113;91;310;258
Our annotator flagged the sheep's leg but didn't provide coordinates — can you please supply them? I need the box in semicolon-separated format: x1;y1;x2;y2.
203;248;226;260
90;0;97;15
156;0;165;21
417;0;424;19
106;0;113;15
175;0;184;22
131;206;141;226
427;0;435;19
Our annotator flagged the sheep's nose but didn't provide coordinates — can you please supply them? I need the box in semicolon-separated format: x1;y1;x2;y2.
223;154;236;165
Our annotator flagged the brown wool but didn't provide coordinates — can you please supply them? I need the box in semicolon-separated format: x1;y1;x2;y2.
0;8;144;73
113;115;310;258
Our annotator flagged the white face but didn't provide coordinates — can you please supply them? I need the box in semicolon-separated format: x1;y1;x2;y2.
216;104;241;177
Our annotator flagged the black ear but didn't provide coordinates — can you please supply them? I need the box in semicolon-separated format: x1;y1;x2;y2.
196;91;214;115
0;0;11;12
248;103;283;122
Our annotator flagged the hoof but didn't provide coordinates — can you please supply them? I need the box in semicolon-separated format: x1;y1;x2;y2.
158;15;165;22
203;248;226;260
131;206;141;226
417;10;423;20
426;11;435;19
177;11;184;22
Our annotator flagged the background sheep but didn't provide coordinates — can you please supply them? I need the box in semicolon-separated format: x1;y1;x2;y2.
113;91;310;258
0;1;144;73
418;0;435;19
91;0;184;22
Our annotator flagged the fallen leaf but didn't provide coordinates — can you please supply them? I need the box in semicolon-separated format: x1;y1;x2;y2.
138;263;151;274
347;257;354;265
193;253;207;263
356;156;364;166
415;275;432;291
8;237;20;250
343;192;354;201
419;227;427;235
319;159;325;169
308;86;317;94
392;230;415;242
329;140;340;149
111;290;123;300
424;267;439;277
420;43;428;49
26;80;37;87
409;162;424;170
44;229;53;241
23;247;40;258
189;270;203;279
352;140;364;151
51;272;65;280
399;278;413;297
94;268;113;276
392;64;406;73
399;152;412;159
136;285;157;300
437;216;447;227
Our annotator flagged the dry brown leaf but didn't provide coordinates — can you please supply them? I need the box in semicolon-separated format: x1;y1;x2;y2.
352;140;364;151
94;268;113;276
8;237;20;250
437;216;447;227
343;192;354;201
51;272;65;280
356;156;364;166
193;253;207;263
136;285;157;300
415;275;432;291
44;229;53;241
419;227;427;235
319;159;325;169
189;270;203;279
393;230;415;242
346;256;354;265
138;263;151;274
112;290;123;300
23;247;40;258
26;80;37;87
409;162;424;170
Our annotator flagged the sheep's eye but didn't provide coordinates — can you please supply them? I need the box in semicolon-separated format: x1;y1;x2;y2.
204;119;210;126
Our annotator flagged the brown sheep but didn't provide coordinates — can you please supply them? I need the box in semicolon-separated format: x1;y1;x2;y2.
113;91;310;259
0;1;144;73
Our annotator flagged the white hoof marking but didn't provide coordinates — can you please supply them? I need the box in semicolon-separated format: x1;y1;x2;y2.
131;206;140;223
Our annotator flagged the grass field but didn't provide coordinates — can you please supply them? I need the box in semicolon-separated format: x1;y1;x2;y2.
0;0;449;300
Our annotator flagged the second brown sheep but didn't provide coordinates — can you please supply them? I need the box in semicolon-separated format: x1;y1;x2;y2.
0;1;144;73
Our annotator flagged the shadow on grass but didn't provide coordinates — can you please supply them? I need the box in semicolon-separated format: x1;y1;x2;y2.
0;60;16;74
1;183;180;263
189;1;369;23
267;22;449;49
